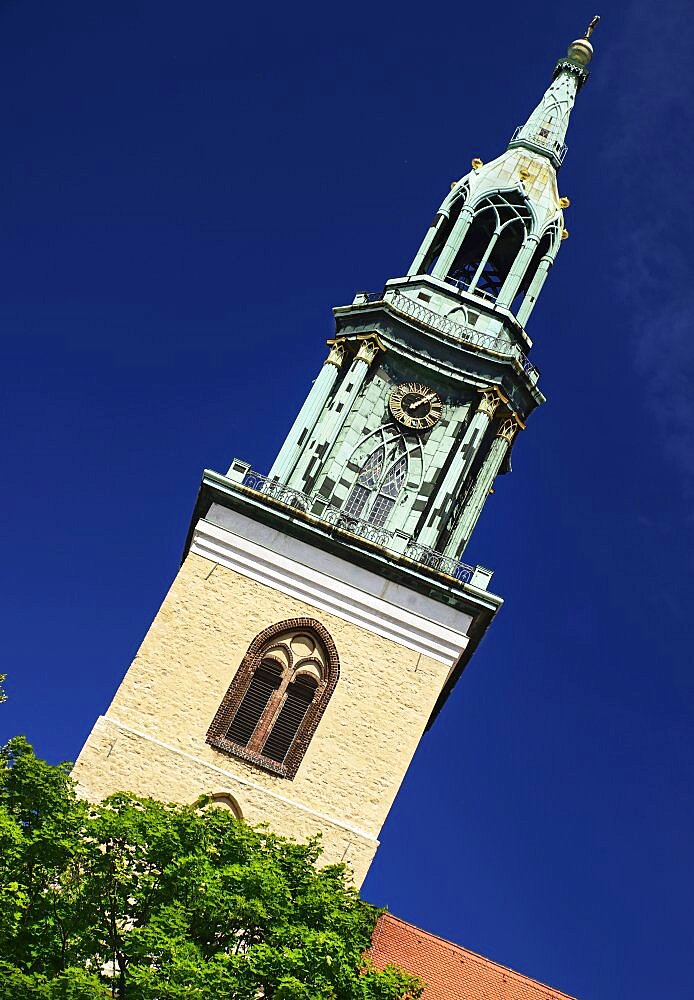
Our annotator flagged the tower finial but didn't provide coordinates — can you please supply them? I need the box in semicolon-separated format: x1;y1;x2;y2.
585;15;600;39
566;16;600;68
507;22;599;168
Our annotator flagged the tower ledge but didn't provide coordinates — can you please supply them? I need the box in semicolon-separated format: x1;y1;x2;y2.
183;467;503;725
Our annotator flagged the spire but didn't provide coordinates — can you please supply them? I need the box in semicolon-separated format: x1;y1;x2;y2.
508;16;600;169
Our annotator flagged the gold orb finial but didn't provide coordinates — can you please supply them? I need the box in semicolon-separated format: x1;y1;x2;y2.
568;36;593;65
567;14;599;66
559;196;571;209
561;228;570;240
471;157;484;170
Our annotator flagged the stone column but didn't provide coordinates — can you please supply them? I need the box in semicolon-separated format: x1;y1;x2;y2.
431;206;475;280
408;212;447;276
444;417;520;558
288;334;384;494
417;389;503;550
496;234;540;310
268;340;345;483
466;229;502;293
516;252;554;326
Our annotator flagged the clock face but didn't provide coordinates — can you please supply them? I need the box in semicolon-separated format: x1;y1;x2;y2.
389;382;443;431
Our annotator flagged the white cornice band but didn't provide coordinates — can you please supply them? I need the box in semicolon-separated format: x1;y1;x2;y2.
190;518;469;666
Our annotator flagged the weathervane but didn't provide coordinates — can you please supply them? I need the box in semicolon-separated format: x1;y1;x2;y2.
585;15;600;38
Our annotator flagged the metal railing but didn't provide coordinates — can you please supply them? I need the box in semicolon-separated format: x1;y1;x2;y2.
510;125;568;165
404;541;474;584
323;505;393;549
241;470;475;585
241;470;312;512
388;290;540;383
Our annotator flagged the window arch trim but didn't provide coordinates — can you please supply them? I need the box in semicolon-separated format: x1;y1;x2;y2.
208;792;243;820
206;618;340;780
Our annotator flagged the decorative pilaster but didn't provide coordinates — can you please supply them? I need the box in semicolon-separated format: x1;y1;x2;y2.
444;417;521;558
288;334;385;494
268;340;346;483
417;388;503;550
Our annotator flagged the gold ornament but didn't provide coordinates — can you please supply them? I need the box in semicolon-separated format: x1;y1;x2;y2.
477;389;502;419
567;17;598;66
496;418;519;444
567;37;593;65
561;228;570;240
355;333;385;365
471;157;484;170
324;340;346;369
559;196;571;209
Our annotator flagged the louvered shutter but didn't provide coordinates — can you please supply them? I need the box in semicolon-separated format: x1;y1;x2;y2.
226;660;281;747
262;675;317;763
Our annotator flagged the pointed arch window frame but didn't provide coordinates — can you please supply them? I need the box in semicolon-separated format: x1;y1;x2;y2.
447;190;535;297
343;438;409;529
206;618;340;780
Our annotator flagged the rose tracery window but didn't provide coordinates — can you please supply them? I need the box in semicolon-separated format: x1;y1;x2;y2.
206;620;339;779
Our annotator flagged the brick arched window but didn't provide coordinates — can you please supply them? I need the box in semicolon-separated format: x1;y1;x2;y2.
206;619;339;779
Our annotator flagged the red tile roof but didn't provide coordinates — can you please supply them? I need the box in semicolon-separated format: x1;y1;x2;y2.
369;913;577;1000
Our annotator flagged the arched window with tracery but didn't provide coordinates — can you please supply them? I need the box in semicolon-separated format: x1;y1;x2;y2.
207;620;339;779
343;439;408;528
446;191;533;301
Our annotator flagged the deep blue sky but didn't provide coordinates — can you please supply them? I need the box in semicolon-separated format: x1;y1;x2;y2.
2;2;692;998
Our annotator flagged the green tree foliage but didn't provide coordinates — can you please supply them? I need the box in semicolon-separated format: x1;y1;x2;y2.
0;738;422;1000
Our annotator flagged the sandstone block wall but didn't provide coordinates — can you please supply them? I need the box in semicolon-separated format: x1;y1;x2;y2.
73;550;450;885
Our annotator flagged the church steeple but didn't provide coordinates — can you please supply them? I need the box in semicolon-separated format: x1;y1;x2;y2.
73;27;597;889
264;25;600;570
408;19;598;327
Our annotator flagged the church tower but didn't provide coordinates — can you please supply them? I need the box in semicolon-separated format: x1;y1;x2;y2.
74;25;597;886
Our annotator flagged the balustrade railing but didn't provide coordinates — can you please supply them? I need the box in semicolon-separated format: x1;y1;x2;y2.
323;505;393;549
510;125;568;164
387;290;540;383
404;541;474;584
241;471;312;511
353;285;539;382
241;470;475;585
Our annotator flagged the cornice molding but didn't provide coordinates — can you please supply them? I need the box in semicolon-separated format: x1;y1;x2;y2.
190;518;469;666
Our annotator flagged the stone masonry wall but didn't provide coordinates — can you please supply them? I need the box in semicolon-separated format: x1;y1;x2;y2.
73;551;450;885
